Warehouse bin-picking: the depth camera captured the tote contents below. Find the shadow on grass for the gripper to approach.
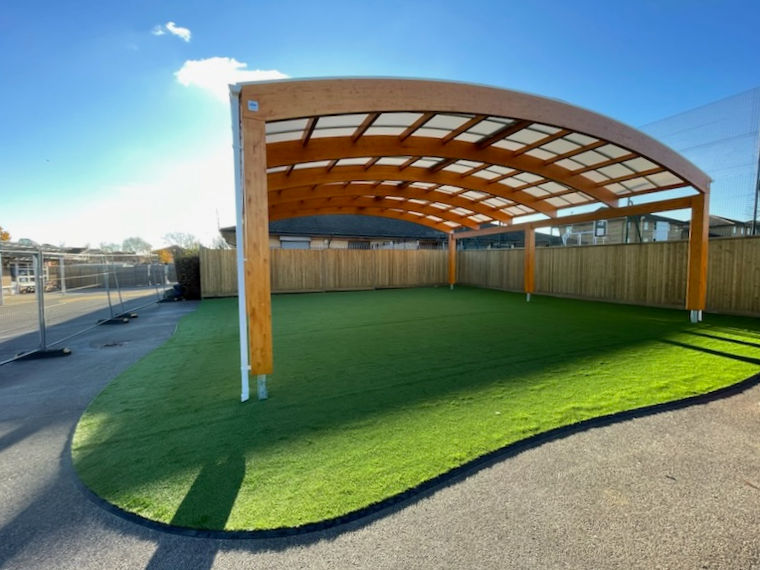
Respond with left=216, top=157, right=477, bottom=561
left=71, top=288, right=760, bottom=532
left=171, top=454, right=245, bottom=529
left=685, top=330, right=760, bottom=349
left=661, top=339, right=760, bottom=365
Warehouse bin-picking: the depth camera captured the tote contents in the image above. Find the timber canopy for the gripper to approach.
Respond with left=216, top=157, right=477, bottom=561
left=233, top=78, right=710, bottom=377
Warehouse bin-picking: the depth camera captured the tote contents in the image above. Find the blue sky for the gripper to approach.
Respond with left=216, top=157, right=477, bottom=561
left=2, top=0, right=759, bottom=248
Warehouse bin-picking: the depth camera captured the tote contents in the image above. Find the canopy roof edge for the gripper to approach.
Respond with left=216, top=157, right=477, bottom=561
left=238, top=77, right=710, bottom=193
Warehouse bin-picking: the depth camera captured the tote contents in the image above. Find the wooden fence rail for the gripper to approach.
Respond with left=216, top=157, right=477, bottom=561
left=200, top=236, right=760, bottom=316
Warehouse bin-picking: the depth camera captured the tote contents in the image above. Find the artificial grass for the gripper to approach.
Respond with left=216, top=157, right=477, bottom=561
left=72, top=287, right=760, bottom=531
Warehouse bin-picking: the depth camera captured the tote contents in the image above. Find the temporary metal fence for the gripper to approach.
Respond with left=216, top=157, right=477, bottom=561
left=0, top=247, right=177, bottom=365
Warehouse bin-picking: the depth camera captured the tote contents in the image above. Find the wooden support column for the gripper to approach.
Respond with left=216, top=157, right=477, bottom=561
left=524, top=226, right=535, bottom=301
left=685, top=192, right=709, bottom=320
left=242, top=116, right=274, bottom=375
left=448, top=232, right=456, bottom=289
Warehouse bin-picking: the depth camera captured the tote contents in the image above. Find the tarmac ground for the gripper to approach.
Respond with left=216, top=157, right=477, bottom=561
left=0, top=300, right=758, bottom=569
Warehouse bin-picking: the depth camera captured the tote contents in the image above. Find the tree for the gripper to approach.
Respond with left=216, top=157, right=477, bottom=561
left=156, top=249, right=173, bottom=263
left=99, top=242, right=121, bottom=252
left=0, top=226, right=10, bottom=241
left=163, top=232, right=200, bottom=252
left=210, top=235, right=230, bottom=249
left=121, top=236, right=153, bottom=255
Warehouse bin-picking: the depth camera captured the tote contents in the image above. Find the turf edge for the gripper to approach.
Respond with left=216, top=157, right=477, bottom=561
left=71, top=369, right=760, bottom=540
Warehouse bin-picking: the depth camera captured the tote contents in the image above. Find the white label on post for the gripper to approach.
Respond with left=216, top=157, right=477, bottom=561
left=247, top=100, right=259, bottom=112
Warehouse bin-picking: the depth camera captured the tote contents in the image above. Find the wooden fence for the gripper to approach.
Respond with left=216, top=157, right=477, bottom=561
left=200, top=248, right=447, bottom=297
left=457, top=236, right=760, bottom=316
left=200, top=236, right=760, bottom=316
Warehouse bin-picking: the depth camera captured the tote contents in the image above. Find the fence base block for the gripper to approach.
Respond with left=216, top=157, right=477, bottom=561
left=99, top=317, right=131, bottom=325
left=115, top=312, right=139, bottom=319
left=16, top=348, right=72, bottom=361
left=689, top=310, right=703, bottom=323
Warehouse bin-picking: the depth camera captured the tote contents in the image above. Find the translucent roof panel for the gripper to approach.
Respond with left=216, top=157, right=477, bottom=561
left=315, top=114, right=368, bottom=129
left=364, top=126, right=406, bottom=136
left=266, top=118, right=309, bottom=135
left=310, top=127, right=356, bottom=139
left=374, top=112, right=424, bottom=127
left=507, top=128, right=550, bottom=145
left=423, top=114, right=473, bottom=130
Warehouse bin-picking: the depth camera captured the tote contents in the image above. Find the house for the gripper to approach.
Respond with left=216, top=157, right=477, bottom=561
left=220, top=215, right=447, bottom=250
left=557, top=213, right=690, bottom=246
left=556, top=212, right=754, bottom=246
left=707, top=215, right=754, bottom=238
left=457, top=228, right=562, bottom=249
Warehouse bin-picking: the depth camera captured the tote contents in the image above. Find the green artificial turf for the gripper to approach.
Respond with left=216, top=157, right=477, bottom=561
left=72, top=287, right=760, bottom=531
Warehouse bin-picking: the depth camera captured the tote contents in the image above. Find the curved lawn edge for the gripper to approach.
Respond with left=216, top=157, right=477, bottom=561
left=73, top=370, right=760, bottom=540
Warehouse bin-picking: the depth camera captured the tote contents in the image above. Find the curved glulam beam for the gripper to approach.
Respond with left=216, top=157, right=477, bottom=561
left=269, top=207, right=455, bottom=233
left=267, top=136, right=621, bottom=207
left=240, top=78, right=709, bottom=193
left=270, top=183, right=512, bottom=224
left=270, top=196, right=480, bottom=229
left=268, top=165, right=557, bottom=217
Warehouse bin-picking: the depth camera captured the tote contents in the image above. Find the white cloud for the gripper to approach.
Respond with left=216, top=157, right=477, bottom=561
left=175, top=57, right=288, bottom=101
left=152, top=21, right=191, bottom=42
left=166, top=21, right=191, bottom=42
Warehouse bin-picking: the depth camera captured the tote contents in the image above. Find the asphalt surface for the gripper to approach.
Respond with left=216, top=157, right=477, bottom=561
left=0, top=287, right=165, bottom=363
left=1, top=300, right=759, bottom=569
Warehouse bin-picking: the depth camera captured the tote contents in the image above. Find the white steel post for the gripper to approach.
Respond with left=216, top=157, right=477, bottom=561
left=35, top=251, right=48, bottom=351
left=59, top=256, right=66, bottom=295
left=103, top=255, right=115, bottom=318
left=231, top=84, right=251, bottom=402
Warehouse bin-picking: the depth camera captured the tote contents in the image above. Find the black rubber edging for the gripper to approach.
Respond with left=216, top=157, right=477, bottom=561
left=75, top=370, right=760, bottom=540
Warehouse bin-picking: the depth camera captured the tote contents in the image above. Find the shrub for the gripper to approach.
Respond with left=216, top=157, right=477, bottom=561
left=174, top=254, right=201, bottom=300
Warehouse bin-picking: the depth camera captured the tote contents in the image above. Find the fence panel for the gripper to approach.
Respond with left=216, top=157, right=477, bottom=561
left=199, top=248, right=238, bottom=297
left=201, top=248, right=448, bottom=297
left=458, top=237, right=760, bottom=315
left=1, top=248, right=175, bottom=365
left=706, top=236, right=760, bottom=315
left=533, top=241, right=688, bottom=308
left=199, top=238, right=760, bottom=316
left=457, top=249, right=523, bottom=291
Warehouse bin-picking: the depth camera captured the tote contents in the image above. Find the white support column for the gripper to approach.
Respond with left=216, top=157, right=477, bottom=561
left=230, top=85, right=251, bottom=403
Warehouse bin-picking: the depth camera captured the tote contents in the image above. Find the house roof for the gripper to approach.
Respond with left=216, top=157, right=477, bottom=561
left=220, top=214, right=445, bottom=246
left=709, top=215, right=749, bottom=226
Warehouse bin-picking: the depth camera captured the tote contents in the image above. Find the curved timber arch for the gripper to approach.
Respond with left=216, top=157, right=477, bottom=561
left=231, top=77, right=711, bottom=400
left=268, top=165, right=556, bottom=216
left=270, top=196, right=480, bottom=229
left=269, top=183, right=514, bottom=224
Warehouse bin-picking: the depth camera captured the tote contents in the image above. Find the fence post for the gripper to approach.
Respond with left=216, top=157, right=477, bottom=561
left=59, top=255, right=66, bottom=295
left=35, top=251, right=48, bottom=351
left=0, top=251, right=4, bottom=306
left=103, top=256, right=115, bottom=318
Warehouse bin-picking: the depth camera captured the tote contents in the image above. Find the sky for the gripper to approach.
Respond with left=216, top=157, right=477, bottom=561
left=2, top=0, right=760, bottom=249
